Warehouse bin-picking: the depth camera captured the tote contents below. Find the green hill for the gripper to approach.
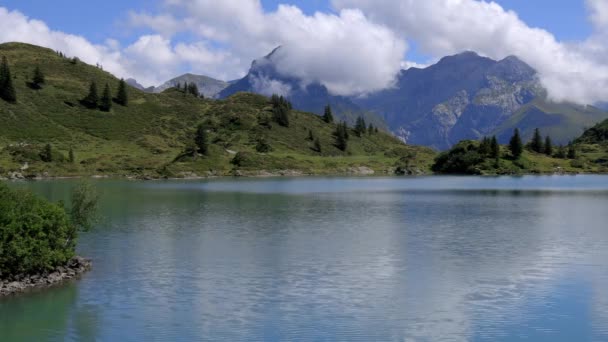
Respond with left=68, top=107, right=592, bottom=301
left=0, top=42, right=435, bottom=178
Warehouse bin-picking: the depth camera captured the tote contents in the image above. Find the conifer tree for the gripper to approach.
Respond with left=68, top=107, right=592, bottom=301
left=100, top=83, right=112, bottom=112
left=567, top=144, right=577, bottom=159
left=335, top=122, right=348, bottom=151
left=40, top=144, right=53, bottom=162
left=0, top=56, right=17, bottom=102
left=490, top=136, right=500, bottom=159
left=307, top=129, right=314, bottom=141
left=323, top=105, right=334, bottom=123
left=31, top=66, right=45, bottom=89
left=116, top=78, right=128, bottom=106
left=544, top=136, right=553, bottom=156
left=354, top=116, right=367, bottom=137
left=529, top=128, right=544, bottom=153
left=195, top=124, right=209, bottom=155
left=556, top=145, right=567, bottom=159
left=313, top=137, right=322, bottom=153
left=82, top=81, right=99, bottom=109
left=479, top=137, right=491, bottom=156
left=271, top=95, right=290, bottom=127
left=509, top=128, right=523, bottom=159
left=368, top=123, right=374, bottom=135
left=69, top=147, right=75, bottom=163
left=187, top=83, right=200, bottom=97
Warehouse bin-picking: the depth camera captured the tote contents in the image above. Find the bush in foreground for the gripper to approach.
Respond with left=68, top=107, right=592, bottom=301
left=0, top=182, right=97, bottom=277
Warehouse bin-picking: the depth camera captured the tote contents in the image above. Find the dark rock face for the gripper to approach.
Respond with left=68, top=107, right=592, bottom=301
left=0, top=256, right=92, bottom=297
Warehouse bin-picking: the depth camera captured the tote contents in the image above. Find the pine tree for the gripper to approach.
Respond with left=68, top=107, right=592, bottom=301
left=271, top=96, right=290, bottom=127
left=544, top=136, right=553, bottom=156
left=82, top=81, right=99, bottom=109
left=31, top=66, right=45, bottom=89
left=490, top=136, right=500, bottom=159
left=509, top=128, right=523, bottom=159
left=116, top=78, right=128, bottom=106
left=187, top=83, right=199, bottom=97
left=555, top=145, right=567, bottom=159
left=335, top=122, right=348, bottom=151
left=368, top=123, right=374, bottom=135
left=354, top=116, right=367, bottom=137
left=307, top=129, right=314, bottom=141
left=69, top=147, right=75, bottom=163
left=40, top=144, right=53, bottom=162
left=323, top=105, right=334, bottom=123
left=479, top=137, right=491, bottom=156
left=100, top=83, right=112, bottom=112
left=195, top=124, right=209, bottom=155
left=567, top=144, right=577, bottom=159
left=313, top=137, right=322, bottom=153
left=0, top=56, right=17, bottom=102
left=529, top=128, right=544, bottom=153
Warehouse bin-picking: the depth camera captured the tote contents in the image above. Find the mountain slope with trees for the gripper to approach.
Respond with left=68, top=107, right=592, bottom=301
left=0, top=42, right=434, bottom=178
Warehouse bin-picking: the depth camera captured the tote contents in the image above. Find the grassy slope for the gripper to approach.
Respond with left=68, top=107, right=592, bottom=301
left=492, top=98, right=608, bottom=145
left=0, top=42, right=435, bottom=178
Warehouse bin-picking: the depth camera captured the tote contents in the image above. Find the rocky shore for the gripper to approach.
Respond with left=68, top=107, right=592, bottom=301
left=0, top=256, right=92, bottom=297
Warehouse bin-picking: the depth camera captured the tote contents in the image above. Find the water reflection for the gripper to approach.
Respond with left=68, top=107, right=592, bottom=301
left=2, top=177, right=608, bottom=341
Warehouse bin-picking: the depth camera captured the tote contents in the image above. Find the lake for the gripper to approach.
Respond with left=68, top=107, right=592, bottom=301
left=2, top=176, right=608, bottom=341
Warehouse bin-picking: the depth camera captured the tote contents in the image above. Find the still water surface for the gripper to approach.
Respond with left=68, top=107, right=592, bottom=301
left=2, top=176, right=608, bottom=341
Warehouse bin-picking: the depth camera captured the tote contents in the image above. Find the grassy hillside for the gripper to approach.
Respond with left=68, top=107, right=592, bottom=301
left=493, top=98, right=608, bottom=145
left=0, top=42, right=435, bottom=178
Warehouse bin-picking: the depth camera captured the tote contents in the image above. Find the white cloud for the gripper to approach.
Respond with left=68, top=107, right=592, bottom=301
left=250, top=74, right=292, bottom=97
left=332, top=0, right=608, bottom=104
left=130, top=0, right=407, bottom=96
left=0, top=7, right=242, bottom=87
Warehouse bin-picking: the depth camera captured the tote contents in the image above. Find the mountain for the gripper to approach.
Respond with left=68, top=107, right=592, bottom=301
left=0, top=42, right=433, bottom=178
left=356, top=52, right=608, bottom=150
left=219, top=48, right=386, bottom=129
left=153, top=73, right=229, bottom=98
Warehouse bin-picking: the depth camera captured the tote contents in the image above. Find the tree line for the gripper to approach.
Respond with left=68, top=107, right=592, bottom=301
left=82, top=79, right=129, bottom=111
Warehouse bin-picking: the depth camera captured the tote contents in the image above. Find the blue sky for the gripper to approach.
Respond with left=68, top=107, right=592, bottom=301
left=0, top=0, right=593, bottom=46
left=0, top=0, right=606, bottom=103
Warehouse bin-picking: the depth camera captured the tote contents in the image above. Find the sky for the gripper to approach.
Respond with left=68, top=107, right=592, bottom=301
left=0, top=0, right=607, bottom=104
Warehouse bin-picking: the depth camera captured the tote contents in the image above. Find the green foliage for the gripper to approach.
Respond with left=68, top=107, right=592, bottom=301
left=555, top=145, right=567, bottom=159
left=568, top=144, right=577, bottom=159
left=115, top=78, right=128, bottom=106
left=68, top=147, right=75, bottom=163
left=30, top=66, right=45, bottom=89
left=544, top=136, right=553, bottom=156
left=490, top=136, right=500, bottom=159
left=334, top=121, right=349, bottom=151
left=186, top=82, right=200, bottom=97
left=0, top=43, right=434, bottom=177
left=271, top=94, right=291, bottom=127
left=509, top=128, right=523, bottom=159
left=40, top=143, right=53, bottom=162
left=195, top=124, right=209, bottom=155
left=70, top=181, right=99, bottom=232
left=323, top=105, right=334, bottom=123
left=82, top=81, right=98, bottom=109
left=313, top=137, right=322, bottom=153
left=307, top=129, right=314, bottom=141
left=99, top=83, right=112, bottom=112
left=0, top=183, right=96, bottom=276
left=529, top=128, right=544, bottom=153
left=432, top=141, right=484, bottom=174
left=0, top=56, right=17, bottom=103
left=255, top=137, right=272, bottom=153
left=354, top=116, right=367, bottom=137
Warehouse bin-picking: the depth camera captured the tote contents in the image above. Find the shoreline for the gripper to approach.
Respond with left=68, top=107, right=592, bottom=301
left=1, top=168, right=601, bottom=182
left=0, top=256, right=92, bottom=298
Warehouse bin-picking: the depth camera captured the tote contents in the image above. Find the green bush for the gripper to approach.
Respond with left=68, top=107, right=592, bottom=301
left=0, top=183, right=76, bottom=276
left=0, top=182, right=97, bottom=277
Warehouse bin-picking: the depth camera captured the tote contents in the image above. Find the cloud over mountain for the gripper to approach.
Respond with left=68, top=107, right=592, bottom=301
left=2, top=1, right=608, bottom=104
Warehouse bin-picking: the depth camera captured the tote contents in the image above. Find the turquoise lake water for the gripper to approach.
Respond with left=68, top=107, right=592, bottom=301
left=2, top=176, right=608, bottom=341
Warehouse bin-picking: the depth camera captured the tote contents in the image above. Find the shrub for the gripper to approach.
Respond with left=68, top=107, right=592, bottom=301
left=0, top=182, right=97, bottom=277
